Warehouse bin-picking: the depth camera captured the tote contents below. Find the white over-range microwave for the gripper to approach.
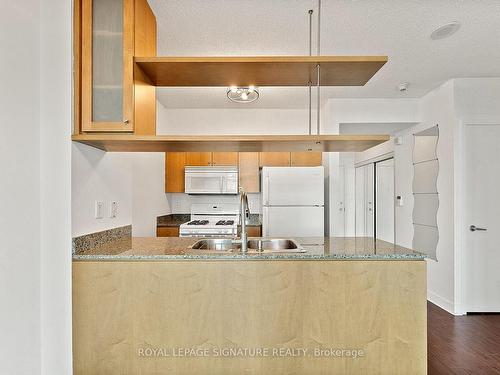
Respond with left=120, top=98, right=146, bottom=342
left=184, top=166, right=239, bottom=194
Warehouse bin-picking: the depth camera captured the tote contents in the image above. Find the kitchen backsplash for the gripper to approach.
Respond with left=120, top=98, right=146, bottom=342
left=166, top=193, right=261, bottom=214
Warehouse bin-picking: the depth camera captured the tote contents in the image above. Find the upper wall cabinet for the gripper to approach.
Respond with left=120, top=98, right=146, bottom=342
left=78, top=0, right=156, bottom=133
left=290, top=152, right=323, bottom=167
left=259, top=152, right=322, bottom=167
left=259, top=152, right=291, bottom=167
left=185, top=152, right=239, bottom=166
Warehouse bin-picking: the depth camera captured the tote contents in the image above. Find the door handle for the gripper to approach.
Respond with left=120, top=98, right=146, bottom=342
left=470, top=225, right=487, bottom=232
left=264, top=175, right=270, bottom=206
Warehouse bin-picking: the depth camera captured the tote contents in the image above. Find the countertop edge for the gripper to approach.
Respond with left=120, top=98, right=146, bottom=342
left=73, top=254, right=426, bottom=261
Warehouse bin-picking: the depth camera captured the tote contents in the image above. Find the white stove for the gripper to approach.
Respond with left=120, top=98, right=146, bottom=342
left=179, top=203, right=239, bottom=238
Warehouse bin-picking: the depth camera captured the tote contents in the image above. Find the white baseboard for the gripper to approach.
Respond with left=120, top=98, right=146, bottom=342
left=427, top=290, right=461, bottom=315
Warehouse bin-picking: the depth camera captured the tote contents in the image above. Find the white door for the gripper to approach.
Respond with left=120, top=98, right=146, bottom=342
left=262, top=167, right=324, bottom=206
left=465, top=124, right=500, bottom=312
left=355, top=166, right=366, bottom=236
left=331, top=165, right=346, bottom=236
left=376, top=159, right=395, bottom=243
left=365, top=165, right=374, bottom=237
left=355, top=164, right=374, bottom=237
left=262, top=206, right=324, bottom=237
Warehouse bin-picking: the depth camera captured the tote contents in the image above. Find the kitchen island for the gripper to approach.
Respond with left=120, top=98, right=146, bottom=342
left=73, top=237, right=426, bottom=374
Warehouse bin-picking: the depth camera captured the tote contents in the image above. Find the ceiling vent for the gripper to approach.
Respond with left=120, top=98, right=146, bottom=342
left=430, top=21, right=461, bottom=40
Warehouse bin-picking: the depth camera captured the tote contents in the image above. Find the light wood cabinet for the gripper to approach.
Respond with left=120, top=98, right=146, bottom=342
left=239, top=153, right=260, bottom=193
left=79, top=0, right=156, bottom=133
left=156, top=227, right=179, bottom=237
left=290, top=152, right=322, bottom=166
left=165, top=152, right=185, bottom=193
left=259, top=152, right=291, bottom=167
left=186, top=152, right=212, bottom=166
left=185, top=152, right=238, bottom=166
left=212, top=152, right=238, bottom=166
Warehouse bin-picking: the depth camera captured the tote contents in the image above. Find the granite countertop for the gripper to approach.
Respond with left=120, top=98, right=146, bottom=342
left=156, top=214, right=191, bottom=227
left=73, top=236, right=425, bottom=261
left=157, top=214, right=262, bottom=227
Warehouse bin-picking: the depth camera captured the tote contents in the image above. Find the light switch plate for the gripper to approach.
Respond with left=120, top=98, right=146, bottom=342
left=95, top=201, right=104, bottom=219
left=109, top=201, right=118, bottom=218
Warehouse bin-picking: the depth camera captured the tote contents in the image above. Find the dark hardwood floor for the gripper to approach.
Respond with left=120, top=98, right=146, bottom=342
left=428, top=302, right=500, bottom=374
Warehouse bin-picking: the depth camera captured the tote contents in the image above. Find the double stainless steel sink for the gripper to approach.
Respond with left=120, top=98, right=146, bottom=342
left=187, top=238, right=306, bottom=253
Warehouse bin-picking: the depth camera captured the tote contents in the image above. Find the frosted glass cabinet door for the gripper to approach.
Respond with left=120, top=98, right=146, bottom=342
left=81, top=0, right=134, bottom=132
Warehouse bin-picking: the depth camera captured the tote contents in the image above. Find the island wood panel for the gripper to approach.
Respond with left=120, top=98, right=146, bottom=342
left=73, top=260, right=426, bottom=375
left=212, top=152, right=238, bottom=166
left=186, top=152, right=212, bottom=166
left=238, top=152, right=260, bottom=193
left=259, top=152, right=291, bottom=167
left=165, top=152, right=185, bottom=193
left=156, top=227, right=179, bottom=237
left=71, top=134, right=390, bottom=152
left=290, top=152, right=322, bottom=166
left=134, top=56, right=388, bottom=87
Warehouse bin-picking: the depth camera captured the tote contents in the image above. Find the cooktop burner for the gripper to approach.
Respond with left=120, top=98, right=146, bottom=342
left=215, top=220, right=235, bottom=226
left=187, top=220, right=209, bottom=226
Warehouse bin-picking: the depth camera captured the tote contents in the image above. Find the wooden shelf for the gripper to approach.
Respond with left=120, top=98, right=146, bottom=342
left=72, top=134, right=389, bottom=152
left=134, top=56, right=388, bottom=87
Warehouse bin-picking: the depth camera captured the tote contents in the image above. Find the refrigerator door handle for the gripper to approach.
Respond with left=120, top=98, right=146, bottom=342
left=265, top=209, right=269, bottom=236
left=264, top=175, right=270, bottom=206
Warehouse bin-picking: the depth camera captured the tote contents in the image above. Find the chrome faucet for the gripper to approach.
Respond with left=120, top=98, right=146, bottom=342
left=235, top=187, right=249, bottom=253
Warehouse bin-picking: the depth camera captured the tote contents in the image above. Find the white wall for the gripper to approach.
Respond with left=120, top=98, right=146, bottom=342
left=157, top=106, right=317, bottom=135
left=72, top=143, right=171, bottom=237
left=40, top=0, right=73, bottom=372
left=0, top=2, right=41, bottom=373
left=325, top=98, right=420, bottom=134
left=455, top=78, right=500, bottom=121
left=72, top=144, right=134, bottom=237
left=132, top=153, right=171, bottom=236
left=0, top=0, right=72, bottom=374
left=167, top=193, right=261, bottom=215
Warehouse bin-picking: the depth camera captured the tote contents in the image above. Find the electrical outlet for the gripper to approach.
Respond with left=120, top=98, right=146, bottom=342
left=109, top=201, right=118, bottom=218
left=174, top=200, right=182, bottom=213
left=95, top=201, right=104, bottom=219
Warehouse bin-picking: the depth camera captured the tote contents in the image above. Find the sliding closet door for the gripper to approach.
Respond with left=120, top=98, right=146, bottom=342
left=375, top=158, right=395, bottom=243
left=355, top=164, right=374, bottom=237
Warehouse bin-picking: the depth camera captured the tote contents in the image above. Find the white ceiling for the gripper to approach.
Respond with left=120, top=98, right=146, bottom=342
left=148, top=0, right=500, bottom=109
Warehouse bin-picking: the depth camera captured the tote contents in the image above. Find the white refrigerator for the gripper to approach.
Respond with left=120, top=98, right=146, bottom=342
left=261, top=166, right=324, bottom=237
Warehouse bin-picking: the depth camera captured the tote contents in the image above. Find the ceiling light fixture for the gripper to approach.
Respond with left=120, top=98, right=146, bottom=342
left=430, top=21, right=461, bottom=40
left=227, top=86, right=259, bottom=103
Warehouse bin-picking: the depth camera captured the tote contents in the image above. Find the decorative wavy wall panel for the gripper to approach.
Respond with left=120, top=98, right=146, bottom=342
left=412, top=125, right=439, bottom=259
